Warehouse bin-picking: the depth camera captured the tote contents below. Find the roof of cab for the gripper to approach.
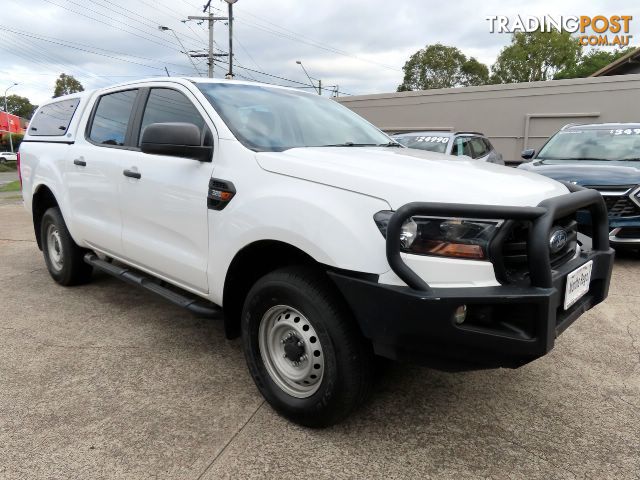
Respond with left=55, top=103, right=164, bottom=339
left=392, top=131, right=486, bottom=137
left=37, top=77, right=308, bottom=108
left=97, top=77, right=308, bottom=94
left=562, top=122, right=640, bottom=130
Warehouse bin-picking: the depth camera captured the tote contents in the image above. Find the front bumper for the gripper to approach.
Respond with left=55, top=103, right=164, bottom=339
left=330, top=187, right=614, bottom=370
left=330, top=245, right=613, bottom=370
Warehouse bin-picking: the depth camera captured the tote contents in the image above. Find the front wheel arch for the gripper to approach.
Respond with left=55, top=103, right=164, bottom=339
left=222, top=240, right=316, bottom=339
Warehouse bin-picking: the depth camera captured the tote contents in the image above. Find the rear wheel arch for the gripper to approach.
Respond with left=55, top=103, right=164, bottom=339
left=32, top=185, right=60, bottom=250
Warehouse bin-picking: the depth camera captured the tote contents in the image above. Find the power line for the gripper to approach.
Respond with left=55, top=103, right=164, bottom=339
left=1, top=23, right=354, bottom=96
left=200, top=2, right=400, bottom=72
left=39, top=0, right=189, bottom=52
left=1, top=31, right=103, bottom=82
left=90, top=0, right=209, bottom=49
left=0, top=26, right=193, bottom=73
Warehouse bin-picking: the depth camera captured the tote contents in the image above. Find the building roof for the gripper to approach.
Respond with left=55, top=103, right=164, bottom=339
left=590, top=47, right=640, bottom=77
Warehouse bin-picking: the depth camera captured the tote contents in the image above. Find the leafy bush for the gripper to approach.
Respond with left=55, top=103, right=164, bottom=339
left=0, top=132, right=24, bottom=151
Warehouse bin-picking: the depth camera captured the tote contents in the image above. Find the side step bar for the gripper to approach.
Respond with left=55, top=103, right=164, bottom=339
left=84, top=253, right=222, bottom=318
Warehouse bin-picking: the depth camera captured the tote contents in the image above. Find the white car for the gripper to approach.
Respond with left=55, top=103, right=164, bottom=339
left=18, top=78, right=614, bottom=427
left=0, top=151, right=17, bottom=163
left=392, top=131, right=505, bottom=164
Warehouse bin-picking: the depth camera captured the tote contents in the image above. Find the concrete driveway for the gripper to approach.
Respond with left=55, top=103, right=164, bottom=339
left=0, top=170, right=18, bottom=185
left=1, top=203, right=639, bottom=480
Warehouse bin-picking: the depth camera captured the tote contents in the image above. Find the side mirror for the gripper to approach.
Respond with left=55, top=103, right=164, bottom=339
left=521, top=148, right=535, bottom=160
left=140, top=122, right=212, bottom=162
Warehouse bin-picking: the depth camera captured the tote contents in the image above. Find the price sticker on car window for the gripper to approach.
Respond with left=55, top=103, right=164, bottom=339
left=610, top=129, right=640, bottom=135
left=414, top=136, right=449, bottom=143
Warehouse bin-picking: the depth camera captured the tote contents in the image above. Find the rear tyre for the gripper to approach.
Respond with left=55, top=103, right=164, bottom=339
left=0, top=157, right=6, bottom=164
left=241, top=266, right=374, bottom=427
left=40, top=207, right=93, bottom=286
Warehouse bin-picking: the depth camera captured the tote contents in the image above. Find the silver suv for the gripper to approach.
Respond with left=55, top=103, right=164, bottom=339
left=392, top=131, right=504, bottom=164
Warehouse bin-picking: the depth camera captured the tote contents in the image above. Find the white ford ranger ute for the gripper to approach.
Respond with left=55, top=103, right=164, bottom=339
left=19, top=78, right=614, bottom=427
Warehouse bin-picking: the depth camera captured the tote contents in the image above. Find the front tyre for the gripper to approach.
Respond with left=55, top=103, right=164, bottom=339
left=41, top=207, right=93, bottom=286
left=242, top=266, right=374, bottom=428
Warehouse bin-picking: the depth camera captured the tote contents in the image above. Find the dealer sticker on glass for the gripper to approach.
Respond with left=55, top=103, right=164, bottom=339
left=564, top=260, right=593, bottom=310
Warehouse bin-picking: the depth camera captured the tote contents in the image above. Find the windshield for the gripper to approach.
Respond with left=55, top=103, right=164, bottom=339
left=393, top=134, right=450, bottom=153
left=196, top=83, right=390, bottom=152
left=538, top=128, right=640, bottom=161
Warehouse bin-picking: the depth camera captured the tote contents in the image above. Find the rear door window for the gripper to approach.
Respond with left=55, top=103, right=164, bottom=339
left=88, top=90, right=138, bottom=146
left=28, top=98, right=80, bottom=136
left=469, top=137, right=489, bottom=158
left=451, top=137, right=473, bottom=157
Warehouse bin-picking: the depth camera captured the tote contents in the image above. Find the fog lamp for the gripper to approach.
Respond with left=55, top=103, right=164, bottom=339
left=453, top=305, right=467, bottom=325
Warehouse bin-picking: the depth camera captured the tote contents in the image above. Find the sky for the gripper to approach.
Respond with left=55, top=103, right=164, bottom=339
left=1, top=0, right=639, bottom=106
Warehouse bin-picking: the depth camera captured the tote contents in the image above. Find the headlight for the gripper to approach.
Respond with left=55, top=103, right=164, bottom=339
left=374, top=211, right=500, bottom=260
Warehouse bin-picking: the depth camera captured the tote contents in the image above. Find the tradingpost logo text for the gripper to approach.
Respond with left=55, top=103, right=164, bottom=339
left=486, top=15, right=633, bottom=46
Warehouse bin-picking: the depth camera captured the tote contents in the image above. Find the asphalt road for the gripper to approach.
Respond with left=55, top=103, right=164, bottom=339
left=1, top=203, right=639, bottom=480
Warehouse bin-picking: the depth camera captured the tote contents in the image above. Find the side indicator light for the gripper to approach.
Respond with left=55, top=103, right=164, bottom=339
left=208, top=179, right=236, bottom=210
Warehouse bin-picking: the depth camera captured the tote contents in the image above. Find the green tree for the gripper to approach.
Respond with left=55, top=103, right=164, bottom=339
left=4, top=94, right=37, bottom=119
left=554, top=47, right=635, bottom=79
left=0, top=132, right=24, bottom=151
left=53, top=73, right=84, bottom=98
left=397, top=43, right=489, bottom=91
left=460, top=57, right=490, bottom=87
left=491, top=29, right=581, bottom=84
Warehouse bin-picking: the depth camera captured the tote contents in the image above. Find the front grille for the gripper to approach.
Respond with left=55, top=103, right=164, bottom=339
left=583, top=185, right=640, bottom=218
left=497, top=216, right=578, bottom=285
left=602, top=195, right=640, bottom=217
left=583, top=184, right=635, bottom=193
left=613, top=227, right=640, bottom=239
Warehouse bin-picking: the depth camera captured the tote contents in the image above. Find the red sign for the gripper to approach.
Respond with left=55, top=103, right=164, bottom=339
left=0, top=112, right=25, bottom=134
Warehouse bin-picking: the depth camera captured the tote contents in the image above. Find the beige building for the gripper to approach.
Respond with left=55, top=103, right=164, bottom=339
left=338, top=73, right=640, bottom=163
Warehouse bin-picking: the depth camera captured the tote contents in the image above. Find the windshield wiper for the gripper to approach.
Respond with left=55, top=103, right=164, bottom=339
left=378, top=141, right=403, bottom=147
left=549, top=157, right=608, bottom=161
left=619, top=158, right=640, bottom=161
left=318, top=142, right=379, bottom=147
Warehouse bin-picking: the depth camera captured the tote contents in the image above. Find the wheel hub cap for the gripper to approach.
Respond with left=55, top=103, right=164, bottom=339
left=282, top=332, right=306, bottom=363
left=46, top=224, right=64, bottom=272
left=258, top=305, right=324, bottom=398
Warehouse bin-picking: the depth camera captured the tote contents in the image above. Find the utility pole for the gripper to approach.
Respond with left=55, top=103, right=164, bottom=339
left=223, top=0, right=238, bottom=78
left=208, top=9, right=214, bottom=78
left=188, top=1, right=228, bottom=78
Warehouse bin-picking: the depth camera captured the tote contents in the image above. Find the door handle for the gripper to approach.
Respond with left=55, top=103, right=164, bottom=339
left=73, top=158, right=86, bottom=167
left=123, top=169, right=141, bottom=179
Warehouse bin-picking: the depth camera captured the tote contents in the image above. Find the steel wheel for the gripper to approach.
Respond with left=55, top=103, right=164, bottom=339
left=46, top=223, right=64, bottom=272
left=258, top=305, right=325, bottom=398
